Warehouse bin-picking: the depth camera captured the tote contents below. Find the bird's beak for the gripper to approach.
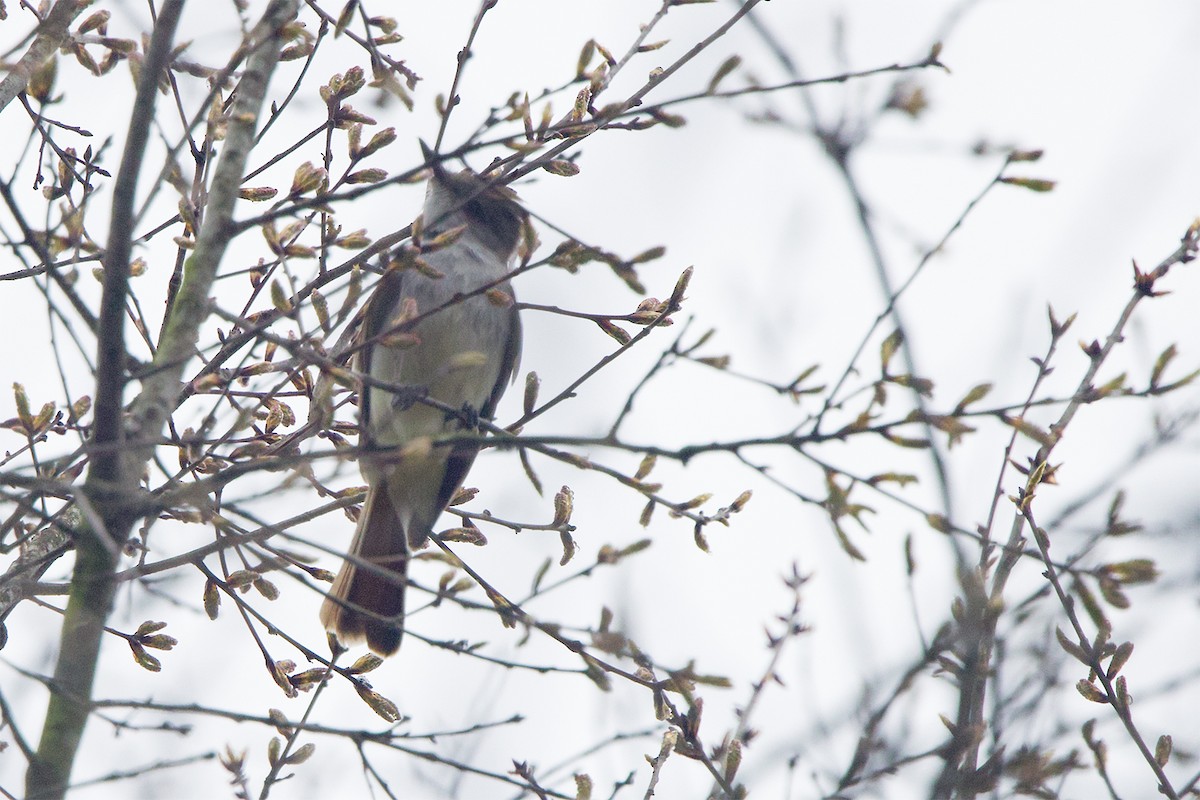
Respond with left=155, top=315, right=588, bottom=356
left=419, top=139, right=449, bottom=182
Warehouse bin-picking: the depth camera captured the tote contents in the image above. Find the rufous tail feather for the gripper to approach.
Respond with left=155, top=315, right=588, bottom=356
left=319, top=486, right=408, bottom=655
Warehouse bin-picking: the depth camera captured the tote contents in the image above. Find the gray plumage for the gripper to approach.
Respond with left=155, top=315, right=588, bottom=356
left=320, top=169, right=524, bottom=655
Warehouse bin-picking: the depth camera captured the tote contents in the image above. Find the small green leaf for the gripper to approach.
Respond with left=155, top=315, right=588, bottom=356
left=130, top=641, right=162, bottom=672
left=574, top=773, right=593, bottom=800
left=999, top=176, right=1056, bottom=192
left=1055, top=627, right=1090, bottom=665
left=1107, top=641, right=1133, bottom=679
left=1149, top=344, right=1177, bottom=389
left=953, top=382, right=992, bottom=413
left=575, top=39, right=596, bottom=78
left=1155, top=734, right=1172, bottom=767
left=880, top=329, right=903, bottom=371
left=1075, top=679, right=1108, bottom=704
left=1009, top=149, right=1044, bottom=163
left=286, top=743, right=316, bottom=765
left=354, top=682, right=401, bottom=722
left=707, top=55, right=741, bottom=93
left=543, top=159, right=580, bottom=177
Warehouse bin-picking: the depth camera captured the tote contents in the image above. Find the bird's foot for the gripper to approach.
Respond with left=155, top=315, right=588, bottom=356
left=450, top=402, right=480, bottom=429
left=390, top=384, right=429, bottom=411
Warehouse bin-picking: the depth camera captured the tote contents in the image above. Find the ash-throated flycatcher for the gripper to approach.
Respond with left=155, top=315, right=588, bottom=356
left=320, top=165, right=525, bottom=655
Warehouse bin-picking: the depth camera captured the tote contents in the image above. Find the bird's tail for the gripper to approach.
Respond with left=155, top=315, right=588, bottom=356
left=319, top=485, right=408, bottom=655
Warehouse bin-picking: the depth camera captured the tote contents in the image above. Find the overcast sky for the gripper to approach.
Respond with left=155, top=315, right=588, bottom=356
left=2, top=2, right=1199, bottom=797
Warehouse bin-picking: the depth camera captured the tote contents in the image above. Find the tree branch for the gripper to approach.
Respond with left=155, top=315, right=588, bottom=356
left=0, top=0, right=90, bottom=115
left=24, top=2, right=302, bottom=797
left=24, top=0, right=185, bottom=790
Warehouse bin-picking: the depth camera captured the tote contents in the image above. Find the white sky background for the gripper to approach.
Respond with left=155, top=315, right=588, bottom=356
left=2, top=1, right=1200, bottom=798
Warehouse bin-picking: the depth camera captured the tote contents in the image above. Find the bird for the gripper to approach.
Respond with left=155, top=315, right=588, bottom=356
left=319, top=163, right=525, bottom=656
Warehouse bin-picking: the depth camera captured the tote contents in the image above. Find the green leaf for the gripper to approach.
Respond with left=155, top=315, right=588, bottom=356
left=543, top=159, right=580, bottom=177
left=1107, top=641, right=1133, bottom=679
left=707, top=55, right=741, bottom=93
left=1000, top=176, right=1056, bottom=192
left=953, top=382, right=992, bottom=413
left=880, top=329, right=903, bottom=372
left=1075, top=679, right=1108, bottom=704
left=1155, top=734, right=1172, bottom=767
